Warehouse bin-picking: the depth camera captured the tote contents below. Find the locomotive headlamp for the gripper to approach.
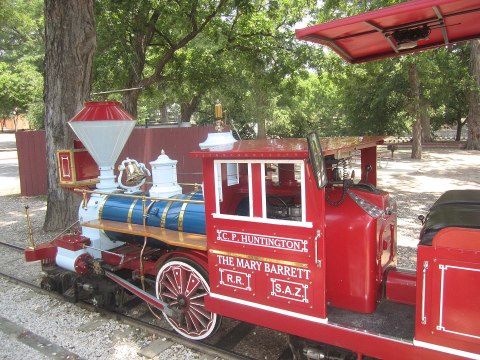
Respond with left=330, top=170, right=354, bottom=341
left=199, top=100, right=237, bottom=151
left=214, top=99, right=223, bottom=120
left=214, top=99, right=225, bottom=132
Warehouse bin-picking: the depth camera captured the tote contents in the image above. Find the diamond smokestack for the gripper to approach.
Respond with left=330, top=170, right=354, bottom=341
left=69, top=101, right=136, bottom=191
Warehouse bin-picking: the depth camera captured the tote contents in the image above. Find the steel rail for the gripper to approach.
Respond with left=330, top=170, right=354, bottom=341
left=0, top=241, right=25, bottom=252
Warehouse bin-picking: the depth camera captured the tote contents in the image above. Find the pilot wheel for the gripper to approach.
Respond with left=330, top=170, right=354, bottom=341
left=156, top=259, right=221, bottom=340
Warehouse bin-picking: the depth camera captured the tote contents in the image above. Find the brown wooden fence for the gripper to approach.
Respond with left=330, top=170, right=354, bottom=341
left=16, top=126, right=217, bottom=196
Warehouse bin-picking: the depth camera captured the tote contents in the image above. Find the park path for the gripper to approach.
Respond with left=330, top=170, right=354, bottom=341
left=0, top=132, right=20, bottom=196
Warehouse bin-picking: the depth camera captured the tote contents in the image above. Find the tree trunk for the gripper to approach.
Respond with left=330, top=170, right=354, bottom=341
left=181, top=94, right=203, bottom=123
left=466, top=40, right=480, bottom=150
left=420, top=101, right=432, bottom=143
left=409, top=62, right=422, bottom=159
left=158, top=105, right=168, bottom=123
left=120, top=10, right=161, bottom=118
left=43, top=0, right=96, bottom=231
left=456, top=117, right=466, bottom=141
left=255, top=89, right=267, bottom=139
left=122, top=88, right=141, bottom=118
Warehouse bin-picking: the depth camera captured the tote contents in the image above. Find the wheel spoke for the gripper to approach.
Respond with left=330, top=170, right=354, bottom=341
left=189, top=303, right=211, bottom=320
left=180, top=267, right=189, bottom=294
left=186, top=308, right=208, bottom=333
left=171, top=267, right=185, bottom=295
left=189, top=292, right=206, bottom=301
left=160, top=289, right=177, bottom=299
left=185, top=272, right=202, bottom=297
left=163, top=272, right=179, bottom=296
left=161, top=284, right=177, bottom=299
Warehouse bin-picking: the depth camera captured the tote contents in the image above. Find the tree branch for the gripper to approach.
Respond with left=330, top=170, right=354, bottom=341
left=142, top=0, right=228, bottom=87
left=154, top=29, right=174, bottom=48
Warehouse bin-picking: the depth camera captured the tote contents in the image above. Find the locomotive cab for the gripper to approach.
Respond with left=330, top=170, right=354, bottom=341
left=191, top=133, right=397, bottom=331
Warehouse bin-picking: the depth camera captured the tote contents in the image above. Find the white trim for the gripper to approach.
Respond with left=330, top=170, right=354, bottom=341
left=437, top=264, right=480, bottom=339
left=300, top=161, right=306, bottom=222
left=213, top=159, right=308, bottom=225
left=214, top=159, right=302, bottom=165
left=214, top=162, right=220, bottom=213
left=212, top=213, right=313, bottom=228
left=248, top=163, right=253, bottom=217
left=421, top=261, right=428, bottom=324
left=438, top=264, right=446, bottom=330
left=212, top=292, right=422, bottom=346
left=414, top=340, right=480, bottom=360
left=261, top=165, right=267, bottom=218
left=210, top=292, right=327, bottom=324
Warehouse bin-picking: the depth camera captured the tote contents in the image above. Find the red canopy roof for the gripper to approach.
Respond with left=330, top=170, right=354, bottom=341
left=296, top=0, right=480, bottom=63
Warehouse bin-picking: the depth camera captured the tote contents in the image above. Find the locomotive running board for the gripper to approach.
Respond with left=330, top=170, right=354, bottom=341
left=104, top=271, right=178, bottom=319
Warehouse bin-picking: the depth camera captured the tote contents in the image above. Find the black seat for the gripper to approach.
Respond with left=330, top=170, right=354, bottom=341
left=419, top=203, right=480, bottom=246
left=430, top=190, right=480, bottom=210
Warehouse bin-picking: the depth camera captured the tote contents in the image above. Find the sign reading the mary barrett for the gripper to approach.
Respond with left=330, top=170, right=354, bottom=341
left=212, top=251, right=313, bottom=307
left=216, top=229, right=308, bottom=252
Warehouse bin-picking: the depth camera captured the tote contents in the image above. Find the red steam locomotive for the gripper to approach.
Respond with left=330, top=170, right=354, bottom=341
left=25, top=0, right=480, bottom=359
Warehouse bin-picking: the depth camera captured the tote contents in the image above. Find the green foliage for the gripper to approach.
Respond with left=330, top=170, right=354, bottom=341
left=25, top=99, right=44, bottom=129
left=424, top=45, right=470, bottom=131
left=0, top=60, right=43, bottom=120
left=4, top=0, right=475, bottom=137
left=0, top=0, right=44, bottom=128
left=335, top=58, right=411, bottom=136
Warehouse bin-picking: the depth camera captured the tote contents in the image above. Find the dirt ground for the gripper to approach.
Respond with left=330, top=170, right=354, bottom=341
left=376, top=146, right=480, bottom=247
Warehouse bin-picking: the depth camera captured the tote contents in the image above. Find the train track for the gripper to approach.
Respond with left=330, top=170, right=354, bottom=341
left=0, top=241, right=293, bottom=360
left=0, top=241, right=24, bottom=252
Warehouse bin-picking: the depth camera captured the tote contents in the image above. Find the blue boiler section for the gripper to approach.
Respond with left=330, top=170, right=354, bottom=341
left=100, top=191, right=206, bottom=244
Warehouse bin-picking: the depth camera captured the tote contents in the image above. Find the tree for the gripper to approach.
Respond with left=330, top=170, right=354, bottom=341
left=466, top=39, right=480, bottom=150
left=43, top=0, right=96, bottom=231
left=94, top=0, right=318, bottom=134
left=315, top=0, right=473, bottom=147
left=0, top=62, right=42, bottom=128
left=0, top=0, right=44, bottom=129
left=409, top=61, right=422, bottom=159
left=94, top=0, right=228, bottom=117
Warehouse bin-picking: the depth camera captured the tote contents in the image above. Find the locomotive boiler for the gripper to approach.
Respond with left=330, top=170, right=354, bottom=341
left=25, top=0, right=480, bottom=359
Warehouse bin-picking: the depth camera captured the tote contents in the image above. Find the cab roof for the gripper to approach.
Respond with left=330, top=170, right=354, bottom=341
left=191, top=136, right=384, bottom=160
left=296, top=0, right=480, bottom=63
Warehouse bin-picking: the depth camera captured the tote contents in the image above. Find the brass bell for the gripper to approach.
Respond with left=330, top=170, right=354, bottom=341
left=125, top=159, right=146, bottom=186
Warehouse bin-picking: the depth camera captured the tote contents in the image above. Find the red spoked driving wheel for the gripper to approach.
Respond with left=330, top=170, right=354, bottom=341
left=156, top=259, right=220, bottom=340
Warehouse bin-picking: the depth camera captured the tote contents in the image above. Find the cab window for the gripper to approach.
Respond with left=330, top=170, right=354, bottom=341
left=214, top=160, right=309, bottom=226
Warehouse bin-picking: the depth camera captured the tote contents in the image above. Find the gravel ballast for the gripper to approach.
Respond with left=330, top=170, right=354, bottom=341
left=0, top=277, right=212, bottom=360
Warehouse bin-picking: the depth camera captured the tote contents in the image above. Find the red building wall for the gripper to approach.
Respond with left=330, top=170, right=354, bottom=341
left=16, top=126, right=216, bottom=196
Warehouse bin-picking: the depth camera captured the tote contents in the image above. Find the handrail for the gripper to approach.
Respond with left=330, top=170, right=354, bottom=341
left=74, top=188, right=205, bottom=205
left=143, top=181, right=202, bottom=188
left=178, top=182, right=202, bottom=188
